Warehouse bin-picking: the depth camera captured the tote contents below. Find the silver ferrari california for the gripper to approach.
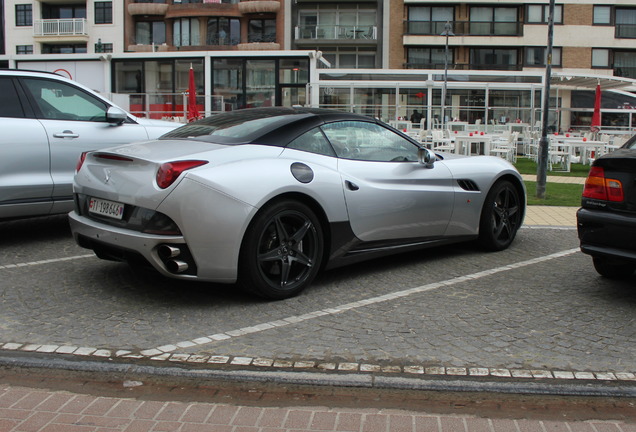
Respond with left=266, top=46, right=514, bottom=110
left=69, top=107, right=526, bottom=299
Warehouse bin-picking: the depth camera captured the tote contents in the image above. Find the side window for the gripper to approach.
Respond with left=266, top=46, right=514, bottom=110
left=21, top=78, right=110, bottom=122
left=0, top=78, right=26, bottom=118
left=287, top=128, right=336, bottom=157
left=321, top=121, right=420, bottom=162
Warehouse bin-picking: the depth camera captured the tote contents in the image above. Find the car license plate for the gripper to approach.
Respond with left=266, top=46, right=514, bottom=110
left=88, top=197, right=125, bottom=220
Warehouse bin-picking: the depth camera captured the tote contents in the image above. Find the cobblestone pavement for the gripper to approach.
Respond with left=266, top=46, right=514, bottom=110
left=0, top=213, right=635, bottom=431
left=1, top=215, right=634, bottom=379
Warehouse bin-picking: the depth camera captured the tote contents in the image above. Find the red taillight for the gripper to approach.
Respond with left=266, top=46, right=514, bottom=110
left=75, top=152, right=89, bottom=173
left=582, top=166, right=624, bottom=202
left=156, top=160, right=208, bottom=189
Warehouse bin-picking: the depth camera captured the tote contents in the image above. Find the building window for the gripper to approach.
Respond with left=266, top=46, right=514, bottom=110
left=16, top=45, right=33, bottom=54
left=616, top=8, right=636, bottom=38
left=406, top=6, right=453, bottom=35
left=174, top=18, right=200, bottom=46
left=471, top=48, right=519, bottom=70
left=15, top=4, right=32, bottom=26
left=593, top=6, right=612, bottom=25
left=41, top=4, right=86, bottom=19
left=248, top=19, right=276, bottom=43
left=95, top=41, right=113, bottom=53
left=207, top=18, right=240, bottom=45
left=470, top=7, right=519, bottom=36
left=319, top=48, right=376, bottom=69
left=298, top=5, right=376, bottom=41
left=95, top=2, right=112, bottom=25
left=42, top=44, right=87, bottom=54
left=135, top=21, right=166, bottom=45
left=406, top=47, right=450, bottom=69
left=614, top=51, right=636, bottom=79
left=524, top=47, right=561, bottom=67
left=592, top=49, right=610, bottom=68
left=526, top=4, right=563, bottom=24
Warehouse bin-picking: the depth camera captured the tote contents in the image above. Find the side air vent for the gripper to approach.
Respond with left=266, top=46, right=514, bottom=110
left=457, top=179, right=480, bottom=192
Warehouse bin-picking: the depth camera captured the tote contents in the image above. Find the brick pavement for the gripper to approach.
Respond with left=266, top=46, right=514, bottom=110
left=2, top=379, right=636, bottom=432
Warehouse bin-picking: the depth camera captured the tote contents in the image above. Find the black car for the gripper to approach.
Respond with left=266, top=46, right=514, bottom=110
left=577, top=135, right=636, bottom=278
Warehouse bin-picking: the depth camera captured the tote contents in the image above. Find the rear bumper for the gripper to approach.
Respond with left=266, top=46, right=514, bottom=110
left=68, top=211, right=199, bottom=279
left=576, top=207, right=636, bottom=263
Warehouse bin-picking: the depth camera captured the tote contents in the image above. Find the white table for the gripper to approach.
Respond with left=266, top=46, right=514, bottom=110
left=552, top=138, right=606, bottom=164
left=454, top=135, right=493, bottom=156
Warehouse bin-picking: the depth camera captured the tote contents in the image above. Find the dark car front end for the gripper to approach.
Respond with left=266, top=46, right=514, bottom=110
left=577, top=141, right=636, bottom=278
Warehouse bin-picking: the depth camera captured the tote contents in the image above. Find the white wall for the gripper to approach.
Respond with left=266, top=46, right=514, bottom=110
left=17, top=60, right=108, bottom=93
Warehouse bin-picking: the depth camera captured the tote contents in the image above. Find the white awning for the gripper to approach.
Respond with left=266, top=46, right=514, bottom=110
left=551, top=72, right=636, bottom=92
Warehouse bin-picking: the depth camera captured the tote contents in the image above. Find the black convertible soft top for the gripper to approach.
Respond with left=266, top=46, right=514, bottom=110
left=160, top=107, right=383, bottom=146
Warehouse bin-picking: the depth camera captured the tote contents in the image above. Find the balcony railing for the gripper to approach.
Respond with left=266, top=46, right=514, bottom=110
left=173, top=0, right=238, bottom=3
left=34, top=19, right=87, bottom=37
left=616, top=24, right=636, bottom=38
left=295, top=25, right=377, bottom=41
left=404, top=63, right=523, bottom=71
left=615, top=66, right=636, bottom=79
left=405, top=20, right=522, bottom=37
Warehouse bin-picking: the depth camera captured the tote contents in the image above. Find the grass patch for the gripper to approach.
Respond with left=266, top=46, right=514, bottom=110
left=514, top=157, right=590, bottom=178
left=524, top=181, right=583, bottom=207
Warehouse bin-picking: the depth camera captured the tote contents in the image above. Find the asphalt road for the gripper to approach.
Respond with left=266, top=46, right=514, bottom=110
left=1, top=214, right=635, bottom=389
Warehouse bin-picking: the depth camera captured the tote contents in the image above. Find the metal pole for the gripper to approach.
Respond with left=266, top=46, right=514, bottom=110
left=441, top=21, right=453, bottom=130
left=536, top=0, right=556, bottom=199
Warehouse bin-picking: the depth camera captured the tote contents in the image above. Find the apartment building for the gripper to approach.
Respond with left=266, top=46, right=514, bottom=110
left=124, top=0, right=284, bottom=53
left=4, top=0, right=121, bottom=55
left=290, top=0, right=383, bottom=69
left=397, top=1, right=636, bottom=78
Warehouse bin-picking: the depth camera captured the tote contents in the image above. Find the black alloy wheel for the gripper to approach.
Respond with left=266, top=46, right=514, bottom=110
left=478, top=180, right=523, bottom=251
left=239, top=200, right=324, bottom=299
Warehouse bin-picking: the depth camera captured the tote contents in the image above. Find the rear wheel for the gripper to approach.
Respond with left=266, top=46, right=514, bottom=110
left=239, top=200, right=323, bottom=300
left=592, top=257, right=635, bottom=279
left=478, top=180, right=522, bottom=251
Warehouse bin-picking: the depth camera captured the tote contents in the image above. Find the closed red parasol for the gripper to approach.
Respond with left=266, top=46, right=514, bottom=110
left=187, top=65, right=200, bottom=122
left=591, top=82, right=601, bottom=132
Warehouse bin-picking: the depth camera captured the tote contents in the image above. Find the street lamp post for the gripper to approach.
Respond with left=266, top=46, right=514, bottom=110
left=441, top=21, right=454, bottom=130
left=537, top=0, right=556, bottom=199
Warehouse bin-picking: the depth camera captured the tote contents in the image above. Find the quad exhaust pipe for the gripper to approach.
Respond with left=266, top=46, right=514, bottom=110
left=158, top=244, right=192, bottom=274
left=159, top=245, right=181, bottom=259
left=166, top=260, right=189, bottom=274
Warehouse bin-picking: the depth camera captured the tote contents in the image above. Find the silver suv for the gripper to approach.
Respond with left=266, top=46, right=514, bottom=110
left=0, top=69, right=181, bottom=220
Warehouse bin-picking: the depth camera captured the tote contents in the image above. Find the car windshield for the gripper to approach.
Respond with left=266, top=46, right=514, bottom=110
left=160, top=108, right=310, bottom=144
left=624, top=134, right=636, bottom=149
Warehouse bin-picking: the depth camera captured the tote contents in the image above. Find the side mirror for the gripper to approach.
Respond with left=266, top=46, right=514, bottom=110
left=418, top=147, right=436, bottom=168
left=106, top=106, right=127, bottom=125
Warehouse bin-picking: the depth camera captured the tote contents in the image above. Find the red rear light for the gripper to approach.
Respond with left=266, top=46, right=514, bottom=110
left=75, top=152, right=89, bottom=173
left=156, top=160, right=208, bottom=189
left=582, top=166, right=624, bottom=202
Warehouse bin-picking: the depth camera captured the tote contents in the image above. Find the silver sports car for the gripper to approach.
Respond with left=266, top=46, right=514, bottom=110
left=69, top=107, right=526, bottom=299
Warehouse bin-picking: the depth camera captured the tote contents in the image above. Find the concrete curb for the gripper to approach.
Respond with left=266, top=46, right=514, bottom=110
left=2, top=351, right=636, bottom=399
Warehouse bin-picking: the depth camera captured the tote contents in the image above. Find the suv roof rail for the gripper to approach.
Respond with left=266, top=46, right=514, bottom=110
left=0, top=68, right=65, bottom=77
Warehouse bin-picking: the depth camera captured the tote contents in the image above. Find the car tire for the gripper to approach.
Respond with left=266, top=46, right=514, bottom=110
left=239, top=200, right=324, bottom=300
left=592, top=257, right=635, bottom=279
left=478, top=179, right=523, bottom=251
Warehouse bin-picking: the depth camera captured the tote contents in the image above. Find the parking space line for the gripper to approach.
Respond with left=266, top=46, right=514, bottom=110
left=0, top=254, right=94, bottom=270
left=141, top=247, right=580, bottom=357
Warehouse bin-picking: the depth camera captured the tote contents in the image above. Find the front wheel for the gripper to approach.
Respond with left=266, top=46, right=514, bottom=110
left=478, top=180, right=523, bottom=251
left=239, top=200, right=324, bottom=300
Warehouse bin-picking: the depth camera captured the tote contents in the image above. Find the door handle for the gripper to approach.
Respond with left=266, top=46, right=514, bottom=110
left=53, top=130, right=79, bottom=138
left=345, top=180, right=359, bottom=191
